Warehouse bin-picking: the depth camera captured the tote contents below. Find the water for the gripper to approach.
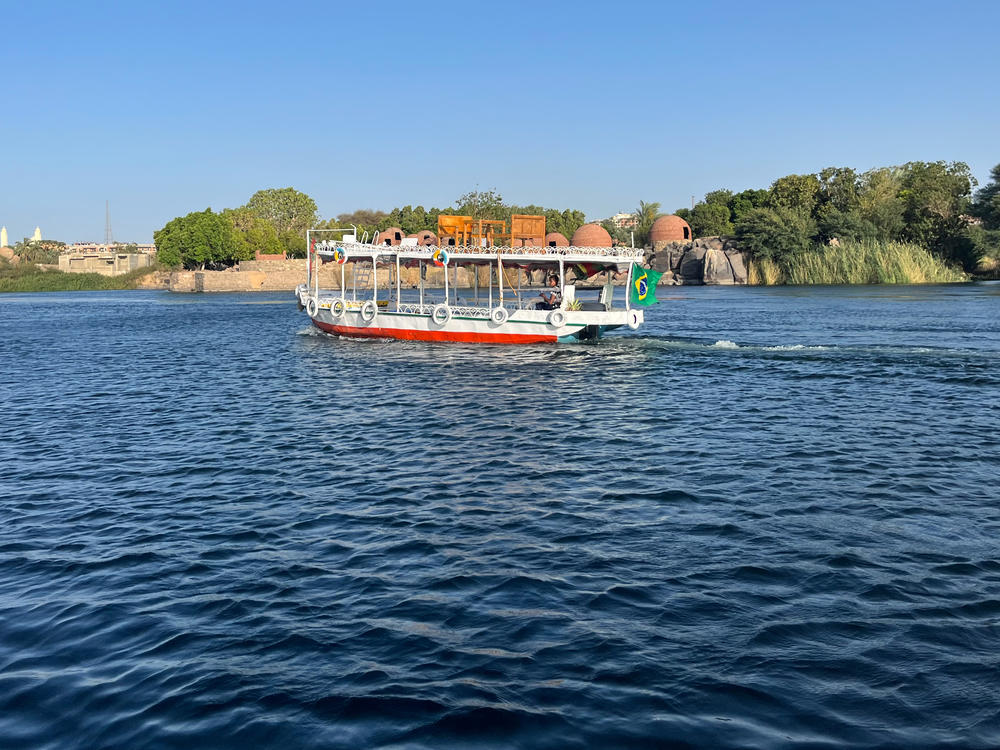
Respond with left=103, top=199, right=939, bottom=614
left=1, top=284, right=999, bottom=749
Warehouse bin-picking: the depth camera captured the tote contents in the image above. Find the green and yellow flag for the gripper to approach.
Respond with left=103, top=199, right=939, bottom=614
left=629, top=263, right=663, bottom=307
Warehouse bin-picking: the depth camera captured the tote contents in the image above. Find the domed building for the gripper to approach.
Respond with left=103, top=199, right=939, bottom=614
left=650, top=215, right=691, bottom=244
left=415, top=230, right=437, bottom=246
left=571, top=223, right=612, bottom=247
left=379, top=227, right=405, bottom=246
left=544, top=232, right=569, bottom=247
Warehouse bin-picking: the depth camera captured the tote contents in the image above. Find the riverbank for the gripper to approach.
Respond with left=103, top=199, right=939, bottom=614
left=0, top=260, right=167, bottom=293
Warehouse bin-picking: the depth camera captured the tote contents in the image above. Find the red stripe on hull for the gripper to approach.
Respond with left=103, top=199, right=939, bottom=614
left=312, top=319, right=557, bottom=344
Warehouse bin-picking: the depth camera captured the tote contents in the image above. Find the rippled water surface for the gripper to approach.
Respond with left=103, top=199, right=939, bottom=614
left=2, top=284, right=1000, bottom=749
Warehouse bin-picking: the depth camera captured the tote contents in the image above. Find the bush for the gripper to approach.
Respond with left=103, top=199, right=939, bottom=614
left=735, top=206, right=817, bottom=265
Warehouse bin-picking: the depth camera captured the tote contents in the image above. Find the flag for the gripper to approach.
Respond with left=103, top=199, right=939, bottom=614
left=629, top=263, right=662, bottom=306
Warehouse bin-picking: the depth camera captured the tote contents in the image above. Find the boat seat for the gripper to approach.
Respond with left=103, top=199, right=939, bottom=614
left=579, top=301, right=606, bottom=311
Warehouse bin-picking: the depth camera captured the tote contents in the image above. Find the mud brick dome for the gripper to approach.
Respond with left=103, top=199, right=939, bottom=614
left=544, top=232, right=570, bottom=247
left=414, top=230, right=437, bottom=245
left=379, top=227, right=405, bottom=245
left=571, top=223, right=612, bottom=247
left=650, top=215, right=692, bottom=243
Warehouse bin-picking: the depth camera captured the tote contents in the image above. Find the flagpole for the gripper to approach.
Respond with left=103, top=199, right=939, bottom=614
left=625, top=261, right=633, bottom=311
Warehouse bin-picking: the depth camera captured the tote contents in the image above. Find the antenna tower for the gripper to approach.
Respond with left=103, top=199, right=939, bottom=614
left=104, top=200, right=114, bottom=249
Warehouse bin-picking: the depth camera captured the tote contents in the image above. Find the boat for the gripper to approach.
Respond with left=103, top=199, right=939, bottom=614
left=294, top=213, right=646, bottom=344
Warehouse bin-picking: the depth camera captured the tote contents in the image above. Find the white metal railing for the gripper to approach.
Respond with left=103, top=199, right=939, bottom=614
left=396, top=303, right=492, bottom=318
left=315, top=242, right=643, bottom=261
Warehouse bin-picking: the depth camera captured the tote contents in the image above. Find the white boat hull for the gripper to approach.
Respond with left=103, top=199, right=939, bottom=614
left=300, top=290, right=642, bottom=344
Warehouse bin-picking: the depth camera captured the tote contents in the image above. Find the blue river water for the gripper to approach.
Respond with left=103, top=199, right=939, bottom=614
left=1, top=283, right=999, bottom=749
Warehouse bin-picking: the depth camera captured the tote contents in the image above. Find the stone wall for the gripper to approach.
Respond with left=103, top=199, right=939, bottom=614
left=166, top=259, right=499, bottom=293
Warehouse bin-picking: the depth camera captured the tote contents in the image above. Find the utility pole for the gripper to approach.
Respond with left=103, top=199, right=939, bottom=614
left=104, top=200, right=114, bottom=250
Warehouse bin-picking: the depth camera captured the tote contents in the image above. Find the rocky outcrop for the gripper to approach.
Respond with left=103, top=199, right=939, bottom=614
left=646, top=236, right=747, bottom=285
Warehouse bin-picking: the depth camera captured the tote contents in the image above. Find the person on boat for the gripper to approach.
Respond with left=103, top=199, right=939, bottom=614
left=530, top=274, right=562, bottom=310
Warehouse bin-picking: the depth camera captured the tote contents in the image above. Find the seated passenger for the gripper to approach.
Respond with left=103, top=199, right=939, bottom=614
left=531, top=274, right=562, bottom=310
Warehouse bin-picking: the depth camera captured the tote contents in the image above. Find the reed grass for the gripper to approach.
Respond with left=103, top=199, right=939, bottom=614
left=0, top=260, right=163, bottom=293
left=748, top=240, right=965, bottom=285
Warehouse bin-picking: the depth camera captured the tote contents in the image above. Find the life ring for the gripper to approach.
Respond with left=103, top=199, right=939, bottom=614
left=360, top=300, right=378, bottom=323
left=432, top=248, right=450, bottom=267
left=627, top=309, right=641, bottom=330
left=331, top=298, right=347, bottom=319
left=490, top=306, right=509, bottom=325
left=333, top=248, right=347, bottom=264
left=431, top=303, right=452, bottom=326
left=548, top=309, right=567, bottom=328
left=305, top=297, right=318, bottom=317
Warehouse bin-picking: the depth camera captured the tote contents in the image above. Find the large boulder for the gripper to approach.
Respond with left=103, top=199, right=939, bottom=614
left=677, top=246, right=707, bottom=284
left=703, top=248, right=734, bottom=285
left=726, top=251, right=748, bottom=284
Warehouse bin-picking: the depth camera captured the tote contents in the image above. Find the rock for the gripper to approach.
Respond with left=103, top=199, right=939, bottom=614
left=677, top=247, right=707, bottom=284
left=726, top=251, right=748, bottom=284
left=703, top=248, right=735, bottom=285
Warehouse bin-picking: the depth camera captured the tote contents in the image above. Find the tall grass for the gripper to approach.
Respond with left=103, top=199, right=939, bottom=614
left=748, top=240, right=966, bottom=285
left=0, top=260, right=164, bottom=293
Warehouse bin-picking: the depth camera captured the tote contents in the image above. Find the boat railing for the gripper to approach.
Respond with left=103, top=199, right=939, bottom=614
left=317, top=242, right=643, bottom=261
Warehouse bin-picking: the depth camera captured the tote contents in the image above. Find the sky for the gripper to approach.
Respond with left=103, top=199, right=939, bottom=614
left=1, top=0, right=998, bottom=243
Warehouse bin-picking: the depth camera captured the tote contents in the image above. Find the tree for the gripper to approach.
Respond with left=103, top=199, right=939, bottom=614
left=898, top=161, right=975, bottom=263
left=222, top=207, right=282, bottom=257
left=727, top=190, right=768, bottom=223
left=817, top=167, right=860, bottom=212
left=767, top=173, right=821, bottom=213
left=244, top=187, right=318, bottom=237
left=454, top=189, right=507, bottom=220
left=735, top=206, right=817, bottom=264
left=855, top=167, right=905, bottom=240
left=633, top=200, right=661, bottom=246
left=704, top=189, right=733, bottom=207
left=971, top=163, right=1000, bottom=230
left=154, top=209, right=243, bottom=269
left=689, top=202, right=733, bottom=237
left=14, top=239, right=63, bottom=265
left=544, top=208, right=586, bottom=240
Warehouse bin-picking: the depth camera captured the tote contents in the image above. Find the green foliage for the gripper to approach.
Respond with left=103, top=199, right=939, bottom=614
left=244, top=187, right=318, bottom=237
left=541, top=208, right=586, bottom=240
left=0, top=258, right=162, bottom=292
left=455, top=189, right=507, bottom=220
left=735, top=206, right=817, bottom=264
left=767, top=173, right=821, bottom=212
left=704, top=189, right=733, bottom=207
left=221, top=207, right=283, bottom=257
left=727, top=189, right=768, bottom=223
left=688, top=202, right=733, bottom=237
left=971, top=163, right=1000, bottom=230
left=632, top=201, right=661, bottom=246
left=14, top=239, right=64, bottom=265
left=154, top=208, right=243, bottom=269
left=897, top=161, right=975, bottom=260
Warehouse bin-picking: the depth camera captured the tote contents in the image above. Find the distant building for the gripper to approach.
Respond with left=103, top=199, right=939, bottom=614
left=58, top=247, right=154, bottom=276
left=31, top=226, right=42, bottom=242
left=0, top=226, right=7, bottom=248
left=608, top=212, right=638, bottom=229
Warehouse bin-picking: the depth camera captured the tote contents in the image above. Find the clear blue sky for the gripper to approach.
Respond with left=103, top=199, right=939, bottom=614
left=2, top=0, right=997, bottom=243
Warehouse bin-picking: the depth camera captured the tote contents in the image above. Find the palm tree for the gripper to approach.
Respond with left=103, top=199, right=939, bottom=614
left=634, top=200, right=661, bottom=246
